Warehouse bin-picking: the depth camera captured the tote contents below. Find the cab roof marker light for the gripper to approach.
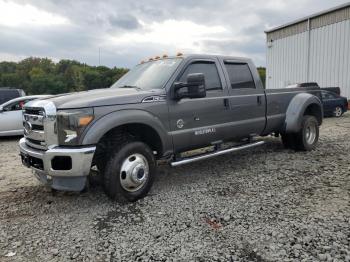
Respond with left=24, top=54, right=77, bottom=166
left=149, top=58, right=154, bottom=61
left=176, top=52, right=183, bottom=56
left=154, top=56, right=160, bottom=60
left=162, top=54, right=168, bottom=58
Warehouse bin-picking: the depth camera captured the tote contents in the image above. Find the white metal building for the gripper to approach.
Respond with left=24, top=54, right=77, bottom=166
left=265, top=3, right=350, bottom=99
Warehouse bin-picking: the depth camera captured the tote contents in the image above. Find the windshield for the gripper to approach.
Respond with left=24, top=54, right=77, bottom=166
left=111, top=58, right=182, bottom=90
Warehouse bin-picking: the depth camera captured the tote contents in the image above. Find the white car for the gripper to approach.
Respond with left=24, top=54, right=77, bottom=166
left=0, top=95, right=50, bottom=136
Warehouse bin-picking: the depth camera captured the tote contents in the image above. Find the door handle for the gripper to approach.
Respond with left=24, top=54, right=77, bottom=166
left=257, top=96, right=262, bottom=106
left=223, top=98, right=230, bottom=109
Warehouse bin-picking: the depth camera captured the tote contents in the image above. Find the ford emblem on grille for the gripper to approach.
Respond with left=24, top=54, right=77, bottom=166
left=24, top=121, right=33, bottom=135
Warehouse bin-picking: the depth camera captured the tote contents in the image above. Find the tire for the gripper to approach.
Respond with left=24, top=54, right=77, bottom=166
left=95, top=161, right=106, bottom=175
left=103, top=141, right=156, bottom=202
left=94, top=131, right=132, bottom=176
left=281, top=133, right=296, bottom=149
left=333, top=106, right=343, bottom=117
left=294, top=115, right=319, bottom=151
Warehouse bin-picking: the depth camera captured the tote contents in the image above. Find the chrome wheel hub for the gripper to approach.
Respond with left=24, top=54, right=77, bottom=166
left=305, top=123, right=316, bottom=145
left=120, top=153, right=149, bottom=192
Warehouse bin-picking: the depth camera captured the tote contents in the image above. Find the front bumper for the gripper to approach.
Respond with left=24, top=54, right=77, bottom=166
left=19, top=138, right=95, bottom=191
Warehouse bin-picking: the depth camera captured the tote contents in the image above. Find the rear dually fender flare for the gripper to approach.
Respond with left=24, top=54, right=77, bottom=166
left=284, top=93, right=323, bottom=133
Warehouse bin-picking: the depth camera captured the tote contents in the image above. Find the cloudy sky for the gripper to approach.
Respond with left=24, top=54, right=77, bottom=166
left=0, top=0, right=348, bottom=68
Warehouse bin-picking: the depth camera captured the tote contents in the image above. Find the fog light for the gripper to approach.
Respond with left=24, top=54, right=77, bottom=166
left=51, top=156, right=72, bottom=170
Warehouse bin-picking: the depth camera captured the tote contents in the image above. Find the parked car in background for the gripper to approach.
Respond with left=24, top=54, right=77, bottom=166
left=321, top=87, right=341, bottom=95
left=321, top=91, right=348, bottom=117
left=0, top=88, right=25, bottom=104
left=0, top=95, right=50, bottom=136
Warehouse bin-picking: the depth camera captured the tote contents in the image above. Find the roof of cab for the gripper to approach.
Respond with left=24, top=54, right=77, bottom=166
left=140, top=54, right=251, bottom=64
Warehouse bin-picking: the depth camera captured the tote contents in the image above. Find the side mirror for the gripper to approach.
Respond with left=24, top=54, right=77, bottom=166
left=173, top=73, right=206, bottom=100
left=0, top=107, right=3, bottom=113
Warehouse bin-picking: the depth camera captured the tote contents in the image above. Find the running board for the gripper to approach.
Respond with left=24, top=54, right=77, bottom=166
left=170, top=141, right=265, bottom=167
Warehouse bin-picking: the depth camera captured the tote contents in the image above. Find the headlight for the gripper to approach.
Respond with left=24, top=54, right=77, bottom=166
left=57, top=108, right=94, bottom=146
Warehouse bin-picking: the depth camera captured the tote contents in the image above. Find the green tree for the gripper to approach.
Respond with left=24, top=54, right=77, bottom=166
left=257, top=67, right=266, bottom=88
left=0, top=73, right=21, bottom=87
left=0, top=57, right=129, bottom=95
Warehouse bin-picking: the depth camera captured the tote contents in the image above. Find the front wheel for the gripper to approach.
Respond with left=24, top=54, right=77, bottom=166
left=333, top=106, right=343, bottom=117
left=103, top=141, right=156, bottom=202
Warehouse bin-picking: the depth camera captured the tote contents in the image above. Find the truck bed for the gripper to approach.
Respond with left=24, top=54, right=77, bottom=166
left=263, top=87, right=322, bottom=135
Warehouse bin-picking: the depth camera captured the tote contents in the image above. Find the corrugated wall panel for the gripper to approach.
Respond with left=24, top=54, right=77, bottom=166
left=309, top=19, right=350, bottom=98
left=267, top=5, right=350, bottom=41
left=267, top=21, right=308, bottom=42
left=311, top=5, right=350, bottom=29
left=266, top=32, right=308, bottom=89
left=345, top=20, right=350, bottom=99
left=267, top=19, right=350, bottom=98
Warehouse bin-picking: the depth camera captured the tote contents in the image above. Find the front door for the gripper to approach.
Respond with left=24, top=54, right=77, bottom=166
left=0, top=98, right=32, bottom=134
left=168, top=58, right=230, bottom=152
left=0, top=105, right=23, bottom=133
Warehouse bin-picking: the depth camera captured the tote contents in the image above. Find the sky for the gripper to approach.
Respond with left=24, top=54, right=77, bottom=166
left=0, top=0, right=348, bottom=68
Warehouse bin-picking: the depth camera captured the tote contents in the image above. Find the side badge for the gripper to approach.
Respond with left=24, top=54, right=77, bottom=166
left=176, top=119, right=184, bottom=129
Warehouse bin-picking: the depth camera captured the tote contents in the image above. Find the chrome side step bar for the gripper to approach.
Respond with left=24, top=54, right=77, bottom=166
left=170, top=141, right=265, bottom=167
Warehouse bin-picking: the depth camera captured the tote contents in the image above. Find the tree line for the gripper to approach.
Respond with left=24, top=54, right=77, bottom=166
left=0, top=57, right=266, bottom=95
left=257, top=67, right=266, bottom=88
left=0, top=57, right=129, bottom=95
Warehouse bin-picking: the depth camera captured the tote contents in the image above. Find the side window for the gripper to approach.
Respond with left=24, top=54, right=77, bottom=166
left=4, top=100, right=28, bottom=111
left=322, top=92, right=334, bottom=99
left=224, top=63, right=256, bottom=89
left=179, top=61, right=222, bottom=91
left=328, top=93, right=337, bottom=99
left=321, top=92, right=330, bottom=99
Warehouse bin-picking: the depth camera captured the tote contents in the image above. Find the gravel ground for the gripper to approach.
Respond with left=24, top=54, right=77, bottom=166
left=0, top=114, right=349, bottom=261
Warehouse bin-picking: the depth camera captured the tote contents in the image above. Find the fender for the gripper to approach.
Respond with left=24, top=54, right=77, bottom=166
left=285, top=93, right=323, bottom=133
left=81, top=109, right=173, bottom=156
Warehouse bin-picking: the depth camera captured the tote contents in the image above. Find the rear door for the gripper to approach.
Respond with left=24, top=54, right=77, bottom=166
left=168, top=58, right=231, bottom=152
left=220, top=60, right=266, bottom=139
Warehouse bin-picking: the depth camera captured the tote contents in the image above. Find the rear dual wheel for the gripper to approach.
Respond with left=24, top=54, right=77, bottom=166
left=281, top=115, right=319, bottom=151
left=281, top=133, right=296, bottom=149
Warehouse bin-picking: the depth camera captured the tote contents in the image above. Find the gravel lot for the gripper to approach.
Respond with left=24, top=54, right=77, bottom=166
left=0, top=114, right=349, bottom=261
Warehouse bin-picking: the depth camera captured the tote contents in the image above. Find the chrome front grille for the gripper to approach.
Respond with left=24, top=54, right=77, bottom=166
left=23, top=100, right=58, bottom=150
left=24, top=108, right=44, bottom=116
left=23, top=109, right=46, bottom=150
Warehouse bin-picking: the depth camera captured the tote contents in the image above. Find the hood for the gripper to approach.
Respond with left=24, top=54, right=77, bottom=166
left=44, top=88, right=160, bottom=109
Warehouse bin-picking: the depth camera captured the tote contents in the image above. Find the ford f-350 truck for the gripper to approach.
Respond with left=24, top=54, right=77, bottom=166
left=19, top=54, right=323, bottom=202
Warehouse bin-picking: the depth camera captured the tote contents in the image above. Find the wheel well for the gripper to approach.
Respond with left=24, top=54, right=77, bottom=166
left=304, top=103, right=322, bottom=125
left=96, top=123, right=163, bottom=158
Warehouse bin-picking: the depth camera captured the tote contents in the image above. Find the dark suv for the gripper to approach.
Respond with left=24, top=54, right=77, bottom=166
left=0, top=88, right=25, bottom=104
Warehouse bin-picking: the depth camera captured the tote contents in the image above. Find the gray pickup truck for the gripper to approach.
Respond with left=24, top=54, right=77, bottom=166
left=20, top=54, right=323, bottom=202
